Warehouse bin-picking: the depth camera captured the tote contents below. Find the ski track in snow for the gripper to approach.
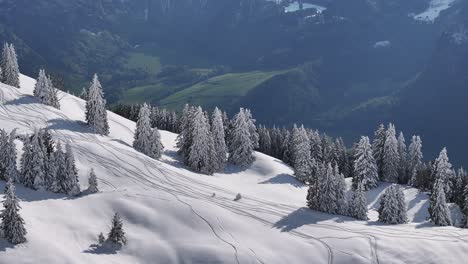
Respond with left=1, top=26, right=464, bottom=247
left=0, top=76, right=467, bottom=263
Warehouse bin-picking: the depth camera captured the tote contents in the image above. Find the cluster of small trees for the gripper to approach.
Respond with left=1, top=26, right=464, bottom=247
left=176, top=105, right=257, bottom=174
left=33, top=69, right=60, bottom=109
left=97, top=212, right=127, bottom=248
left=133, top=103, right=164, bottom=159
left=112, top=104, right=179, bottom=133
left=0, top=43, right=20, bottom=88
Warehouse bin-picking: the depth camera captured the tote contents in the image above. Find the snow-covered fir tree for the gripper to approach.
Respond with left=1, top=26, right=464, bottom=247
left=397, top=132, right=408, bottom=184
left=432, top=148, right=454, bottom=200
left=408, top=135, right=423, bottom=186
left=461, top=183, right=468, bottom=228
left=353, top=136, right=379, bottom=191
left=243, top=108, right=259, bottom=149
left=317, top=163, right=338, bottom=214
left=52, top=142, right=66, bottom=193
left=33, top=69, right=48, bottom=99
left=378, top=185, right=407, bottom=224
left=349, top=183, right=368, bottom=220
left=107, top=213, right=127, bottom=246
left=334, top=164, right=348, bottom=215
left=0, top=129, right=17, bottom=181
left=453, top=168, right=466, bottom=206
left=1, top=43, right=20, bottom=88
left=176, top=104, right=196, bottom=161
left=281, top=130, right=292, bottom=165
left=258, top=125, right=272, bottom=154
left=87, top=168, right=99, bottom=194
left=20, top=130, right=46, bottom=190
left=149, top=127, right=164, bottom=160
left=228, top=108, right=255, bottom=166
left=211, top=107, right=227, bottom=171
left=382, top=124, right=399, bottom=183
left=372, top=124, right=386, bottom=178
left=80, top=87, right=88, bottom=100
left=292, top=125, right=312, bottom=182
left=43, top=75, right=60, bottom=109
left=335, top=137, right=350, bottom=177
left=309, top=130, right=323, bottom=162
left=133, top=103, right=155, bottom=156
left=63, top=143, right=80, bottom=196
left=429, top=178, right=452, bottom=226
left=85, top=74, right=109, bottom=135
left=0, top=179, right=27, bottom=244
left=187, top=107, right=216, bottom=174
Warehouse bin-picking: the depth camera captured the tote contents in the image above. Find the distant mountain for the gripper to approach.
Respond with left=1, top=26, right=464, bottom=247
left=0, top=0, right=467, bottom=165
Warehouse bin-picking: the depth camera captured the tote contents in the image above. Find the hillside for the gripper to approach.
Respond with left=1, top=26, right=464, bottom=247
left=0, top=75, right=466, bottom=263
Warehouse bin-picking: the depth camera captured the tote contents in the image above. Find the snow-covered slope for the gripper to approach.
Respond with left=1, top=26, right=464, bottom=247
left=0, top=76, right=467, bottom=263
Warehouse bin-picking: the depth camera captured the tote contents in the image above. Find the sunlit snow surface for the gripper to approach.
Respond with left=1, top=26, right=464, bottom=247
left=0, top=75, right=467, bottom=263
left=413, top=0, right=456, bottom=22
left=285, top=2, right=327, bottom=13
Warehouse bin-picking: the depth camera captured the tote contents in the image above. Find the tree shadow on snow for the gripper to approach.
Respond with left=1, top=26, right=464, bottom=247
left=273, top=207, right=353, bottom=232
left=47, top=119, right=94, bottom=134
left=0, top=181, right=78, bottom=202
left=259, top=174, right=304, bottom=188
left=0, top=239, right=15, bottom=252
left=4, top=95, right=38, bottom=106
left=83, top=243, right=122, bottom=255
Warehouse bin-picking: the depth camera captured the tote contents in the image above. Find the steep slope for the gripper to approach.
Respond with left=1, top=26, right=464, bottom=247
left=0, top=76, right=467, bottom=263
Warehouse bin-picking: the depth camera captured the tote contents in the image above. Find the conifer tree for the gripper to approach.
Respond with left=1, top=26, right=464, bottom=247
left=378, top=185, right=407, bottom=224
left=176, top=104, right=196, bottom=161
left=349, top=183, right=368, bottom=220
left=317, top=163, right=338, bottom=214
left=228, top=108, right=255, bottom=166
left=382, top=124, right=399, bottom=183
left=187, top=107, right=216, bottom=174
left=243, top=109, right=259, bottom=149
left=1, top=43, right=20, bottom=88
left=211, top=107, right=227, bottom=171
left=292, top=125, right=312, bottom=182
left=334, top=164, right=348, bottom=215
left=133, top=103, right=154, bottom=156
left=0, top=179, right=27, bottom=244
left=397, top=132, right=408, bottom=184
left=87, top=168, right=99, bottom=194
left=0, top=130, right=17, bottom=181
left=461, top=183, right=468, bottom=228
left=52, top=142, right=66, bottom=193
left=281, top=130, right=292, bottom=165
left=43, top=75, right=60, bottom=109
left=309, top=130, right=323, bottom=162
left=372, top=124, right=386, bottom=178
left=149, top=127, right=164, bottom=160
left=63, top=143, right=80, bottom=196
left=20, top=130, right=46, bottom=190
left=408, top=136, right=423, bottom=186
left=353, top=136, right=379, bottom=191
left=429, top=178, right=452, bottom=226
left=85, top=74, right=109, bottom=135
left=432, top=148, right=454, bottom=199
left=33, top=69, right=48, bottom=99
left=107, top=213, right=127, bottom=246
left=335, top=137, right=350, bottom=177
left=453, top=168, right=466, bottom=206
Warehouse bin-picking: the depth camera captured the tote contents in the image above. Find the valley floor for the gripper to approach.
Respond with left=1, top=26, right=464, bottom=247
left=0, top=76, right=466, bottom=263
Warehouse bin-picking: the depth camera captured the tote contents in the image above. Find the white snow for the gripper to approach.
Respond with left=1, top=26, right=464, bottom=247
left=0, top=75, right=467, bottom=263
left=373, top=40, right=391, bottom=48
left=265, top=0, right=327, bottom=13
left=413, top=0, right=456, bottom=22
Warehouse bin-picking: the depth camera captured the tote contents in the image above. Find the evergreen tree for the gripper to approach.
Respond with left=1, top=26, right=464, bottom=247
left=63, top=143, right=80, bottom=196
left=317, top=163, right=338, bottom=214
left=20, top=130, right=46, bottom=190
left=349, top=183, right=368, bottom=220
left=1, top=43, right=20, bottom=88
left=53, top=142, right=66, bottom=193
left=382, top=124, right=399, bottom=183
left=429, top=178, right=452, bottom=226
left=372, top=124, right=386, bottom=178
left=80, top=87, right=88, bottom=100
left=334, top=165, right=348, bottom=215
left=408, top=136, right=423, bottom=186
left=228, top=108, right=255, bottom=166
left=453, top=168, right=466, bottom=206
left=187, top=107, right=216, bottom=174
left=353, top=136, right=379, bottom=191
left=461, top=183, right=468, bottom=228
left=378, top=185, right=407, bottom=224
left=335, top=137, right=350, bottom=177
left=43, top=75, right=60, bottom=109
left=432, top=148, right=454, bottom=200
left=309, top=130, right=323, bottom=162
left=133, top=103, right=154, bottom=156
left=0, top=179, right=27, bottom=244
left=33, top=69, right=48, bottom=99
left=397, top=132, right=408, bottom=184
left=211, top=107, right=227, bottom=171
left=292, top=125, right=312, bottom=182
left=281, top=130, right=292, bottom=165
left=176, top=104, right=196, bottom=161
left=85, top=74, right=109, bottom=135
left=87, top=168, right=99, bottom=194
left=45, top=145, right=58, bottom=191
left=0, top=130, right=17, bottom=181
left=149, top=127, right=164, bottom=160
left=243, top=109, right=259, bottom=149
left=107, top=213, right=127, bottom=246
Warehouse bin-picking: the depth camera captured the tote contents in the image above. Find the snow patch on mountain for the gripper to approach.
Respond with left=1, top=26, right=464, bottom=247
left=413, top=0, right=456, bottom=22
